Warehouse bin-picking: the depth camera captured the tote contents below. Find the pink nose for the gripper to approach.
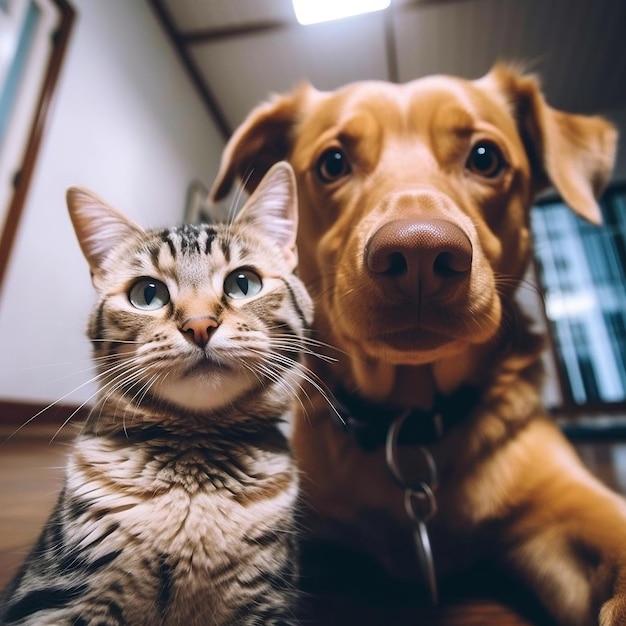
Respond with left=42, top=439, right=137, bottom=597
left=180, top=316, right=219, bottom=348
left=365, top=219, right=472, bottom=301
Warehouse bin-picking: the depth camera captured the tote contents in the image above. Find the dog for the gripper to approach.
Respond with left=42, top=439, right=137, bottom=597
left=210, top=64, right=626, bottom=625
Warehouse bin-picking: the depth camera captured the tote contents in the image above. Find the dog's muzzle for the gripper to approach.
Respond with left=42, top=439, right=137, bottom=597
left=365, top=219, right=472, bottom=301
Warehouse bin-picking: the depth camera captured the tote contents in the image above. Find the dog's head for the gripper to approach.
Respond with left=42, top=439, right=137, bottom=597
left=211, top=65, right=616, bottom=391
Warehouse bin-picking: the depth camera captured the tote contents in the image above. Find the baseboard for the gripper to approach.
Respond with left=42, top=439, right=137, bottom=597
left=0, top=399, right=88, bottom=426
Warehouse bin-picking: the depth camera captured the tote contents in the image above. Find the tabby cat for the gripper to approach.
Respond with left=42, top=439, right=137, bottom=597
left=0, top=162, right=313, bottom=626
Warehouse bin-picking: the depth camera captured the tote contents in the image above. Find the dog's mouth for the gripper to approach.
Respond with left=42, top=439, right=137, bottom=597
left=355, top=314, right=488, bottom=362
left=327, top=318, right=476, bottom=366
left=326, top=261, right=501, bottom=362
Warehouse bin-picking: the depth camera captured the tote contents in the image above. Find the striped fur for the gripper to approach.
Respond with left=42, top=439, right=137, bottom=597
left=0, top=163, right=312, bottom=625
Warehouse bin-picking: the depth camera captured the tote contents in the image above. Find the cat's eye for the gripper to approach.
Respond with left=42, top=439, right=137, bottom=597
left=224, top=269, right=262, bottom=299
left=129, top=278, right=170, bottom=310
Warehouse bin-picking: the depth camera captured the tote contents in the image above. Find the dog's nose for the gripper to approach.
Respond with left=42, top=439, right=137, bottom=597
left=365, top=219, right=473, bottom=301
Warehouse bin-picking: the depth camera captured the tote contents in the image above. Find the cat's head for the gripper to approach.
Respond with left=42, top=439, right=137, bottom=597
left=67, top=162, right=313, bottom=418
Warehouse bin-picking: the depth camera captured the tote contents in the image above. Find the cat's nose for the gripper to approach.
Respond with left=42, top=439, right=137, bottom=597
left=180, top=316, right=219, bottom=349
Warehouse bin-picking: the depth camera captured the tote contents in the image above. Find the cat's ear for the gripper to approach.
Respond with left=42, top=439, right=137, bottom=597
left=66, top=186, right=144, bottom=273
left=235, top=161, right=299, bottom=270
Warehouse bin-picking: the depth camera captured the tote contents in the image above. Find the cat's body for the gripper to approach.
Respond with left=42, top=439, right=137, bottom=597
left=0, top=163, right=311, bottom=626
left=3, top=425, right=298, bottom=626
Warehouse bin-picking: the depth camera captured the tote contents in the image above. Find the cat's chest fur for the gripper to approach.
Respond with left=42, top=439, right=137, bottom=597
left=63, top=432, right=297, bottom=625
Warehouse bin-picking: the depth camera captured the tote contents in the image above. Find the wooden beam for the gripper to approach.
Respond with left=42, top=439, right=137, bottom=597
left=147, top=0, right=232, bottom=141
left=182, top=20, right=289, bottom=44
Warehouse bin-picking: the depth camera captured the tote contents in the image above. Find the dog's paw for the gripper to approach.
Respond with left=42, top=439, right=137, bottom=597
left=599, top=593, right=626, bottom=626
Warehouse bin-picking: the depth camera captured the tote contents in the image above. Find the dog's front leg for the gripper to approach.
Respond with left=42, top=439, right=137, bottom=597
left=484, top=421, right=626, bottom=626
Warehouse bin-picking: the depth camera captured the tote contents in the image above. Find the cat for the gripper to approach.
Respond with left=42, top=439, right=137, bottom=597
left=0, top=162, right=314, bottom=626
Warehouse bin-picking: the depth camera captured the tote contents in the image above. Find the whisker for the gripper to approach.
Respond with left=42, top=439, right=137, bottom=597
left=269, top=333, right=342, bottom=353
left=122, top=371, right=162, bottom=436
left=230, top=174, right=252, bottom=224
left=245, top=347, right=344, bottom=426
left=47, top=361, right=145, bottom=443
left=268, top=341, right=338, bottom=363
left=2, top=357, right=140, bottom=443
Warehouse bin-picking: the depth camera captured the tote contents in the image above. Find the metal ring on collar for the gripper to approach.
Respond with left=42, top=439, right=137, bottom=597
left=385, top=410, right=438, bottom=490
left=405, top=482, right=437, bottom=523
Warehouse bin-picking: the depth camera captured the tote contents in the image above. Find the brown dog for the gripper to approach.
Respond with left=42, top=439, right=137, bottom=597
left=211, top=64, right=626, bottom=625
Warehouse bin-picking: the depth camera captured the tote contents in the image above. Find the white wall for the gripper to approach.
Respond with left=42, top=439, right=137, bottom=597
left=0, top=0, right=225, bottom=405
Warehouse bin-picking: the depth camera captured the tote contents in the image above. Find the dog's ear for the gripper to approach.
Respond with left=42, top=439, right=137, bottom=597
left=484, top=64, right=617, bottom=224
left=210, top=84, right=313, bottom=203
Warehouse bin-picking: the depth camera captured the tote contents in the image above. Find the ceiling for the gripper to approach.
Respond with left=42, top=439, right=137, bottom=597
left=149, top=0, right=626, bottom=143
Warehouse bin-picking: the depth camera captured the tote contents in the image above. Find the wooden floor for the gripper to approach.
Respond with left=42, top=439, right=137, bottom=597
left=1, top=423, right=625, bottom=625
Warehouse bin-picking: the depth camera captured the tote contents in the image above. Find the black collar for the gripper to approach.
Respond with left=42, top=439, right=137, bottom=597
left=334, top=385, right=481, bottom=451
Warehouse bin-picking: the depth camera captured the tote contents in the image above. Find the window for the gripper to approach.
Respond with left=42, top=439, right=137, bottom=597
left=531, top=186, right=626, bottom=411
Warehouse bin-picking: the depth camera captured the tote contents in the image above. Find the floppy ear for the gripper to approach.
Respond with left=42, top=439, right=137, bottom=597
left=485, top=64, right=617, bottom=224
left=210, top=83, right=312, bottom=202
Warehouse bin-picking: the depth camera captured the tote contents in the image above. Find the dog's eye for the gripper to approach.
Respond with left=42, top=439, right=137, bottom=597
left=466, top=142, right=506, bottom=179
left=316, top=148, right=351, bottom=183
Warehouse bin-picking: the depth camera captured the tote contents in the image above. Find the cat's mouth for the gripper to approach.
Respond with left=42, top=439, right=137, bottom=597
left=183, top=355, right=233, bottom=377
left=153, top=357, right=259, bottom=413
left=181, top=347, right=258, bottom=379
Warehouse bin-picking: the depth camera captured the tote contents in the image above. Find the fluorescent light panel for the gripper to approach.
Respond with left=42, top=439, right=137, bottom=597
left=292, top=0, right=391, bottom=25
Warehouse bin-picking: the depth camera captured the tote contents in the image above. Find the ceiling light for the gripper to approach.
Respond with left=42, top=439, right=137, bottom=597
left=292, top=0, right=391, bottom=25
